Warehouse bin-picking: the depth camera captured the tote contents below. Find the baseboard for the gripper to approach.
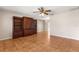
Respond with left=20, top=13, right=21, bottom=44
left=50, top=35, right=78, bottom=40
left=0, top=37, right=12, bottom=40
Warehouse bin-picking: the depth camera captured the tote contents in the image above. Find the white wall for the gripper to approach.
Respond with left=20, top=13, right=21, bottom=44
left=0, top=10, right=44, bottom=40
left=0, top=10, right=26, bottom=40
left=37, top=20, right=49, bottom=32
left=50, top=9, right=79, bottom=40
left=37, top=20, right=44, bottom=32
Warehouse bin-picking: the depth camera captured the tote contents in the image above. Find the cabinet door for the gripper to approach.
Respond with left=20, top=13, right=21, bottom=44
left=23, top=17, right=32, bottom=29
left=23, top=17, right=37, bottom=36
left=13, top=16, right=23, bottom=39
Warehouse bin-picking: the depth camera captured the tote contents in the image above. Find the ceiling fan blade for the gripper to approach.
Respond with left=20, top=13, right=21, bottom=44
left=45, top=10, right=51, bottom=12
left=44, top=12, right=48, bottom=15
left=38, top=8, right=41, bottom=10
left=45, top=12, right=54, bottom=15
left=41, top=7, right=44, bottom=12
left=38, top=8, right=42, bottom=13
left=33, top=11, right=39, bottom=13
left=33, top=7, right=54, bottom=16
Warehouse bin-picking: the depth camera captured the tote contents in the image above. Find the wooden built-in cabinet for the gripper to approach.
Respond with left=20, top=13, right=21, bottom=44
left=23, top=17, right=37, bottom=36
left=13, top=16, right=37, bottom=39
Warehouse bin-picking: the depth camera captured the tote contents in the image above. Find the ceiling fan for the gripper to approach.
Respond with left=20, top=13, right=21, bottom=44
left=33, top=7, right=53, bottom=16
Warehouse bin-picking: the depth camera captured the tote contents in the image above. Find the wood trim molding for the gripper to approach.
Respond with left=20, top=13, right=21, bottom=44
left=50, top=35, right=77, bottom=40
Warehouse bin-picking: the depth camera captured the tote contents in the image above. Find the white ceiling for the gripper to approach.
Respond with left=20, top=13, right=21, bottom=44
left=0, top=6, right=79, bottom=18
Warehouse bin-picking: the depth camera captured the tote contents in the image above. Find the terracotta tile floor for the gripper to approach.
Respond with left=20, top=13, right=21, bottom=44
left=0, top=32, right=79, bottom=52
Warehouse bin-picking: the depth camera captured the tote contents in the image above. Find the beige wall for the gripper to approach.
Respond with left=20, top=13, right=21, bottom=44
left=50, top=9, right=79, bottom=40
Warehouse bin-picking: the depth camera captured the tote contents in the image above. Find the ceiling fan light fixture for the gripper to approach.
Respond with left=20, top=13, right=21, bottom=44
left=39, top=13, right=45, bottom=16
left=33, top=7, right=53, bottom=16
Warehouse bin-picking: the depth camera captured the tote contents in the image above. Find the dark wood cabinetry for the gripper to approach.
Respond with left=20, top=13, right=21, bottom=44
left=13, top=16, right=37, bottom=39
left=23, top=17, right=37, bottom=36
